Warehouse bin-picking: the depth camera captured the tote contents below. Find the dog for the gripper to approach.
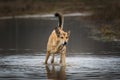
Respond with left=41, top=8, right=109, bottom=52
left=44, top=13, right=70, bottom=66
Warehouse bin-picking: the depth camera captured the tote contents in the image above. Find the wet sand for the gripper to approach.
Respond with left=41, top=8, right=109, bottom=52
left=0, top=53, right=120, bottom=80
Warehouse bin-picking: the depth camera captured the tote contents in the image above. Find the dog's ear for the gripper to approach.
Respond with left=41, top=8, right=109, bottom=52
left=55, top=27, right=60, bottom=37
left=67, top=30, right=71, bottom=37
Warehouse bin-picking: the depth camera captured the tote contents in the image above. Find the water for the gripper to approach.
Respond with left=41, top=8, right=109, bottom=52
left=0, top=53, right=120, bottom=80
left=0, top=13, right=120, bottom=80
left=0, top=14, right=114, bottom=53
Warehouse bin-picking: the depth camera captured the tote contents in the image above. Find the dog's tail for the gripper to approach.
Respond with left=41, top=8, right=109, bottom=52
left=55, top=12, right=64, bottom=29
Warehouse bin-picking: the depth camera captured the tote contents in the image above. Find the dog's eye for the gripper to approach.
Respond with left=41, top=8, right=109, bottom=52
left=61, top=37, right=64, bottom=39
left=66, top=37, right=68, bottom=39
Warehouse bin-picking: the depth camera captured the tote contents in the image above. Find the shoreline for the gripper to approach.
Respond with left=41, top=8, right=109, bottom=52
left=0, top=12, right=92, bottom=20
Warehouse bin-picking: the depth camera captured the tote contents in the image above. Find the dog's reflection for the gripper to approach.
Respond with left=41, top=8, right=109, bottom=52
left=45, top=65, right=66, bottom=80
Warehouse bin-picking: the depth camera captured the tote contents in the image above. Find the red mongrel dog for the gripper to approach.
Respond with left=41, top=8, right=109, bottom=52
left=44, top=13, right=70, bottom=66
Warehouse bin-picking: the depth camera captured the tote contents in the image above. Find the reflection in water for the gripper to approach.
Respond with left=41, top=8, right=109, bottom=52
left=45, top=65, right=66, bottom=80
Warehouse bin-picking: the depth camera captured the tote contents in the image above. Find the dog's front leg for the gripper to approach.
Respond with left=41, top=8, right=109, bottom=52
left=62, top=52, right=66, bottom=66
left=60, top=52, right=66, bottom=66
left=60, top=47, right=66, bottom=66
left=60, top=53, right=62, bottom=64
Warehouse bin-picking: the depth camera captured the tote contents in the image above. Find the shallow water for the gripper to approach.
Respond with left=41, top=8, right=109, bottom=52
left=0, top=53, right=120, bottom=80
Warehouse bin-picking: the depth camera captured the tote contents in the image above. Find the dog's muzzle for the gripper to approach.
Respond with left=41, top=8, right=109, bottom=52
left=63, top=42, right=67, bottom=46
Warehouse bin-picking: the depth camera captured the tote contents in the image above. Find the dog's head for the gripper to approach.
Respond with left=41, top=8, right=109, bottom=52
left=55, top=27, right=70, bottom=46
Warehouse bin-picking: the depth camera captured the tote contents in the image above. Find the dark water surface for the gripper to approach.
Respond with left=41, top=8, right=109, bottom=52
left=0, top=53, right=120, bottom=80
left=0, top=15, right=115, bottom=53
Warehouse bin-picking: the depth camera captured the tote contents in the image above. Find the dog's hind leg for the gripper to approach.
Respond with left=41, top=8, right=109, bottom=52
left=51, top=54, right=55, bottom=64
left=45, top=51, right=50, bottom=64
